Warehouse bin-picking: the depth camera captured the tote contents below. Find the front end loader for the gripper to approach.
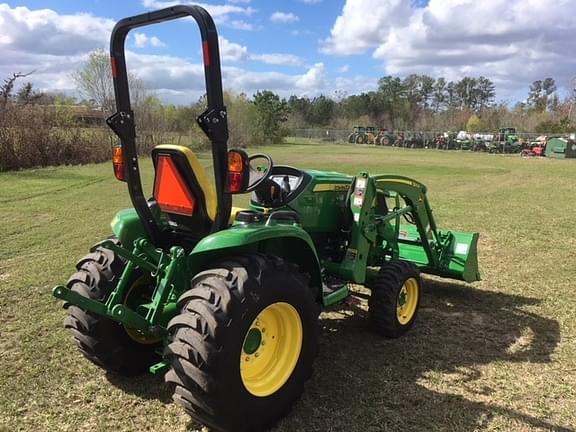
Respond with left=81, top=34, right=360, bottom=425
left=52, top=5, right=481, bottom=432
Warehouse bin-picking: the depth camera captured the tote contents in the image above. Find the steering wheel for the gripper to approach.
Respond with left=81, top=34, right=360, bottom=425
left=246, top=153, right=274, bottom=192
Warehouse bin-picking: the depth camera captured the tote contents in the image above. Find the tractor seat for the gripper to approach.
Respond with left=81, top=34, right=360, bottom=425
left=151, top=145, right=217, bottom=236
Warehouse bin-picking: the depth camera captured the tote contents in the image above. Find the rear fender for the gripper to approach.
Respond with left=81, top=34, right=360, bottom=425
left=110, top=208, right=148, bottom=247
left=189, top=224, right=322, bottom=301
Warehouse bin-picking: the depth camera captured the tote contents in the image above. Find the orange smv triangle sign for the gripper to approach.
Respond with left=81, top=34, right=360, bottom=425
left=153, top=155, right=196, bottom=216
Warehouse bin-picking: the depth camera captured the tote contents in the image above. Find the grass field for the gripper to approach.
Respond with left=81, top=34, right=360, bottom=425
left=1, top=142, right=575, bottom=432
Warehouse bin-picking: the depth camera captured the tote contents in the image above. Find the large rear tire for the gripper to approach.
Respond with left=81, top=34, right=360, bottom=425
left=164, top=255, right=319, bottom=432
left=367, top=260, right=422, bottom=338
left=63, top=238, right=161, bottom=376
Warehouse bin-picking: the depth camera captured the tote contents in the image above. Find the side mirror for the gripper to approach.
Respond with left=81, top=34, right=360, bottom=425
left=227, top=149, right=273, bottom=194
left=247, top=154, right=273, bottom=191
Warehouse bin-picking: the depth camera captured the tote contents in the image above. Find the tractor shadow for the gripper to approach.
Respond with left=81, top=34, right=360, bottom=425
left=275, top=279, right=565, bottom=432
left=106, top=371, right=173, bottom=404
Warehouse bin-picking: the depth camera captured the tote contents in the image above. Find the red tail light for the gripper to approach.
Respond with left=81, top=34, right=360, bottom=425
left=112, top=146, right=126, bottom=182
left=228, top=171, right=244, bottom=193
left=153, top=155, right=196, bottom=216
left=228, top=150, right=248, bottom=193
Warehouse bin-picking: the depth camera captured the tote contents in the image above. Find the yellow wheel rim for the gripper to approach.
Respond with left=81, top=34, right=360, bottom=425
left=123, top=275, right=162, bottom=345
left=240, top=302, right=303, bottom=397
left=396, top=277, right=419, bottom=325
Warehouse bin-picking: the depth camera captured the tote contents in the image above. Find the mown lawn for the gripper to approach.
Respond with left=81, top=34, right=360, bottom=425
left=1, top=142, right=575, bottom=431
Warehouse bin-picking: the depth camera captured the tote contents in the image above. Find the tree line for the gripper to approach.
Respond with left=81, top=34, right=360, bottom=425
left=286, top=74, right=572, bottom=134
left=1, top=48, right=574, bottom=169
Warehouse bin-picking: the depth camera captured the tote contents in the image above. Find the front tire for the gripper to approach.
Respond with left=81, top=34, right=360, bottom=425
left=164, top=255, right=319, bottom=432
left=368, top=261, right=422, bottom=338
left=63, top=238, right=161, bottom=376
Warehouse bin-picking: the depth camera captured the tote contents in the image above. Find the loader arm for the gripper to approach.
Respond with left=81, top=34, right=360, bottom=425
left=372, top=175, right=445, bottom=268
left=332, top=172, right=480, bottom=284
left=373, top=175, right=480, bottom=283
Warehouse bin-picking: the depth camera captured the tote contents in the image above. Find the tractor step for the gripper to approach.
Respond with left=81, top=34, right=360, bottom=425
left=322, top=276, right=350, bottom=306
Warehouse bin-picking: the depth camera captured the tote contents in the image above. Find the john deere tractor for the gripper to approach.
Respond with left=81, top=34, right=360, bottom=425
left=348, top=126, right=379, bottom=144
left=490, top=127, right=521, bottom=153
left=53, top=5, right=481, bottom=432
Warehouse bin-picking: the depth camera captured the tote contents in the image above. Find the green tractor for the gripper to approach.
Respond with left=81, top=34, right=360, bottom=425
left=376, top=129, right=397, bottom=146
left=52, top=5, right=481, bottom=432
left=348, top=126, right=378, bottom=144
left=348, top=125, right=365, bottom=143
left=490, top=127, right=521, bottom=153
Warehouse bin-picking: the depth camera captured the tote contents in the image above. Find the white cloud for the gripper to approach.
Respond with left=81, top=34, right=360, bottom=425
left=134, top=32, right=165, bottom=48
left=129, top=55, right=331, bottom=101
left=270, top=12, right=299, bottom=24
left=140, top=0, right=256, bottom=31
left=322, top=0, right=576, bottom=97
left=141, top=1, right=255, bottom=18
left=219, top=36, right=249, bottom=61
left=217, top=37, right=302, bottom=66
left=338, top=64, right=350, bottom=73
left=322, top=0, right=411, bottom=55
left=291, top=29, right=314, bottom=37
left=250, top=53, right=304, bottom=67
left=0, top=3, right=374, bottom=104
left=0, top=4, right=113, bottom=56
left=229, top=20, right=255, bottom=31
left=295, top=63, right=326, bottom=90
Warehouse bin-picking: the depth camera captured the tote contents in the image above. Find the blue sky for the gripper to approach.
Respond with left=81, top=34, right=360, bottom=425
left=1, top=0, right=575, bottom=105
left=16, top=0, right=354, bottom=74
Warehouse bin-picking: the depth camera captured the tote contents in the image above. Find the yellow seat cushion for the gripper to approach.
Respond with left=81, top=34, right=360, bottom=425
left=154, top=145, right=217, bottom=221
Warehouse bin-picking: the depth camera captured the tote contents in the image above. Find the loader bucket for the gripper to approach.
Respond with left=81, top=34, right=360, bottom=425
left=396, top=224, right=481, bottom=283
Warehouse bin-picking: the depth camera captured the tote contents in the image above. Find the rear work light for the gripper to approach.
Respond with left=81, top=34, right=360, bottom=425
left=227, top=150, right=249, bottom=193
left=153, top=155, right=196, bottom=216
left=112, top=146, right=126, bottom=182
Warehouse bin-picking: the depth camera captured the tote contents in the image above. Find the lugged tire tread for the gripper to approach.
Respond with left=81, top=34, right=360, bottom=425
left=165, top=254, right=317, bottom=432
left=368, top=260, right=421, bottom=338
left=62, top=237, right=160, bottom=376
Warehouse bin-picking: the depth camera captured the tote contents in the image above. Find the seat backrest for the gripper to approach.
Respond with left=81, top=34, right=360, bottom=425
left=151, top=145, right=217, bottom=237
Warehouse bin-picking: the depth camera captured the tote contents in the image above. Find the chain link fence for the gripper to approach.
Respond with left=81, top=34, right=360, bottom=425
left=291, top=128, right=548, bottom=145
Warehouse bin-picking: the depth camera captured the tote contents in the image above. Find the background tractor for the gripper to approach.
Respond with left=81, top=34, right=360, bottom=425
left=348, top=126, right=379, bottom=144
left=376, top=129, right=397, bottom=146
left=52, top=5, right=481, bottom=432
left=348, top=126, right=365, bottom=143
left=490, top=127, right=521, bottom=153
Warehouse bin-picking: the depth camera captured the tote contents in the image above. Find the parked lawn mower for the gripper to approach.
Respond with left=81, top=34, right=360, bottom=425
left=521, top=144, right=546, bottom=157
left=52, top=5, right=481, bottom=432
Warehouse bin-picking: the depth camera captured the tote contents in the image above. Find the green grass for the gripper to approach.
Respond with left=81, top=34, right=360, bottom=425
left=1, top=143, right=575, bottom=431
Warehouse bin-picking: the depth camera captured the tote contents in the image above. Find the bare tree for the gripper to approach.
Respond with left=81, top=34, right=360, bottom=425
left=73, top=49, right=147, bottom=112
left=72, top=49, right=114, bottom=111
left=0, top=71, right=34, bottom=110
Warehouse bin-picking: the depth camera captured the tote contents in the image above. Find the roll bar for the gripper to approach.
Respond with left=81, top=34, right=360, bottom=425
left=106, top=5, right=231, bottom=246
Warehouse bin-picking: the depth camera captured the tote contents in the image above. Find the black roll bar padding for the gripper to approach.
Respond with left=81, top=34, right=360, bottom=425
left=108, top=5, right=231, bottom=246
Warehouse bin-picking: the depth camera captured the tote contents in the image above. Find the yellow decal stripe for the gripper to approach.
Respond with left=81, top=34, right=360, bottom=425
left=313, top=183, right=350, bottom=192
